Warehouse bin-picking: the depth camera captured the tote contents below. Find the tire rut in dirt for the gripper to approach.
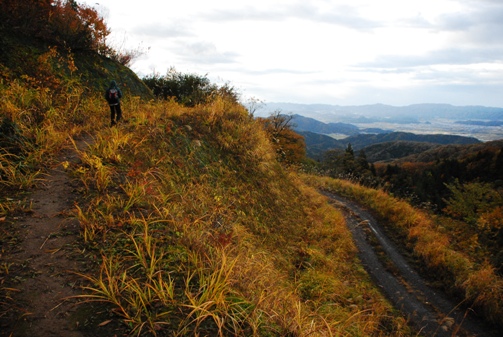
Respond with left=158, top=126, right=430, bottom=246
left=323, top=191, right=499, bottom=337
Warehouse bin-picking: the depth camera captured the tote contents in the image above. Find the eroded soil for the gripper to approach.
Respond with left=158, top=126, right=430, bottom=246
left=0, top=134, right=102, bottom=337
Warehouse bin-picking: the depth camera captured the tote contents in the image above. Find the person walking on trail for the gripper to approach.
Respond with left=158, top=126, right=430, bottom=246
left=105, top=80, right=123, bottom=126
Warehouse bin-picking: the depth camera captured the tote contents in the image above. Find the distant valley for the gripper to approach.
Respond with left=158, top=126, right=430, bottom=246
left=258, top=103, right=503, bottom=161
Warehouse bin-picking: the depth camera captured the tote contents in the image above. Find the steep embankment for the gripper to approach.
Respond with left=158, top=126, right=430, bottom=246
left=72, top=51, right=153, bottom=99
left=0, top=31, right=153, bottom=100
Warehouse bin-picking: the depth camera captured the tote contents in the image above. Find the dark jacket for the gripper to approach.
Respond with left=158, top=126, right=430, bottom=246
left=105, top=80, right=123, bottom=105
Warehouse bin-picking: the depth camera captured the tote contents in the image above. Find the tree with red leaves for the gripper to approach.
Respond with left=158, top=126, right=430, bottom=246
left=0, top=0, right=110, bottom=52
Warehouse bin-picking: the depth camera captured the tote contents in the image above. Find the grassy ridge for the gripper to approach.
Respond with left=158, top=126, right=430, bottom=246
left=67, top=97, right=411, bottom=336
left=0, top=42, right=412, bottom=335
left=304, top=175, right=503, bottom=328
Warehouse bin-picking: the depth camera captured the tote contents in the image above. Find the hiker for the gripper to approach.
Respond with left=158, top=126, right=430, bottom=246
left=105, top=80, right=123, bottom=126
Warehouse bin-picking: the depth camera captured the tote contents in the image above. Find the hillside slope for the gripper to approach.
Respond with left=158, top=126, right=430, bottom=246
left=0, top=30, right=153, bottom=100
left=0, top=26, right=415, bottom=335
left=392, top=139, right=503, bottom=163
left=0, top=93, right=416, bottom=336
left=346, top=131, right=481, bottom=149
left=362, top=141, right=441, bottom=162
left=291, top=114, right=359, bottom=135
left=299, top=129, right=481, bottom=161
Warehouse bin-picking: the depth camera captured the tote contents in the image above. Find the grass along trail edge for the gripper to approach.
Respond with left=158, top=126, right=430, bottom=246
left=323, top=191, right=500, bottom=337
left=1, top=134, right=94, bottom=337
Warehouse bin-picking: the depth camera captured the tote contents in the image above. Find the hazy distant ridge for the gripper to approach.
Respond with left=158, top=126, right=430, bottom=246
left=289, top=114, right=359, bottom=135
left=264, top=103, right=503, bottom=122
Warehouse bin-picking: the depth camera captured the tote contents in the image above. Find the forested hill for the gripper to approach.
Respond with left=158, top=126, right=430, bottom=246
left=298, top=130, right=481, bottom=160
left=346, top=131, right=480, bottom=149
left=0, top=2, right=152, bottom=99
left=362, top=141, right=441, bottom=163
left=392, top=139, right=503, bottom=164
left=290, top=114, right=360, bottom=135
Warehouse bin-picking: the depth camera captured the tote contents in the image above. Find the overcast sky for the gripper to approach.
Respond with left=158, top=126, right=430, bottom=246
left=80, top=0, right=503, bottom=107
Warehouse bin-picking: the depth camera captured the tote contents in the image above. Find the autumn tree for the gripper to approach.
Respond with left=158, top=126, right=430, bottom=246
left=258, top=111, right=306, bottom=165
left=443, top=180, right=503, bottom=273
left=51, top=0, right=110, bottom=52
left=244, top=96, right=264, bottom=116
left=321, top=149, right=345, bottom=176
left=478, top=206, right=503, bottom=273
left=0, top=0, right=53, bottom=33
left=0, top=0, right=109, bottom=53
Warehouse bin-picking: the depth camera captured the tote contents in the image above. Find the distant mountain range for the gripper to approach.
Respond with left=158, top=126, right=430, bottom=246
left=258, top=103, right=503, bottom=161
left=456, top=120, right=503, bottom=126
left=261, top=103, right=503, bottom=123
left=289, top=114, right=360, bottom=135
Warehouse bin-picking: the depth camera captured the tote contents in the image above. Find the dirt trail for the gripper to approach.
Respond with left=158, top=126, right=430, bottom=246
left=1, top=135, right=92, bottom=337
left=323, top=192, right=500, bottom=337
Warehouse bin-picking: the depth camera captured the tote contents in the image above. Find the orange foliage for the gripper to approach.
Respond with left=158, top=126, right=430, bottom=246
left=49, top=1, right=110, bottom=52
left=0, top=0, right=109, bottom=52
left=0, top=0, right=53, bottom=29
left=275, top=127, right=306, bottom=164
left=478, top=206, right=503, bottom=233
left=258, top=114, right=306, bottom=165
left=463, top=264, right=503, bottom=322
left=400, top=161, right=431, bottom=173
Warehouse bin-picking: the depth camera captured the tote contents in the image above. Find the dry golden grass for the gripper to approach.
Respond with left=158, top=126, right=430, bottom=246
left=1, top=72, right=414, bottom=335
left=65, top=97, right=413, bottom=336
left=0, top=76, right=102, bottom=193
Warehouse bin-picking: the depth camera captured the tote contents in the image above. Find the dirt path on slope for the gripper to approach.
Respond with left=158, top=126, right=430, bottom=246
left=1, top=134, right=94, bottom=337
left=322, top=192, right=500, bottom=337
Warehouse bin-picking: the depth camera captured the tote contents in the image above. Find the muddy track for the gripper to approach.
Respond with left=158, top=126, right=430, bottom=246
left=0, top=134, right=93, bottom=337
left=323, top=192, right=499, bottom=337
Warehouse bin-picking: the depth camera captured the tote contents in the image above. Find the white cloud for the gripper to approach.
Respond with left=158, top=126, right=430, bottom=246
left=133, top=23, right=194, bottom=38
left=80, top=0, right=503, bottom=107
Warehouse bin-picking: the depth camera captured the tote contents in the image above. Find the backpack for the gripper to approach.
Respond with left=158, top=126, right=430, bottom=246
left=108, top=88, right=119, bottom=103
